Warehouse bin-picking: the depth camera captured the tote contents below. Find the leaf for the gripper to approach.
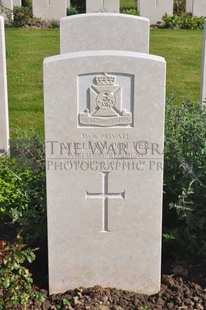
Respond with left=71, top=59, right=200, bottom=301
left=63, top=298, right=72, bottom=306
left=26, top=251, right=35, bottom=263
left=12, top=262, right=20, bottom=270
left=163, top=233, right=175, bottom=240
left=33, top=291, right=46, bottom=303
left=3, top=277, right=10, bottom=288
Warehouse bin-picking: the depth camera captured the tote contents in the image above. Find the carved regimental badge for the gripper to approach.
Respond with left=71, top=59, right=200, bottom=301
left=79, top=73, right=132, bottom=127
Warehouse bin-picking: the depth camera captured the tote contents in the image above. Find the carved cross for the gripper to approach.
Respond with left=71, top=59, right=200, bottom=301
left=86, top=172, right=125, bottom=232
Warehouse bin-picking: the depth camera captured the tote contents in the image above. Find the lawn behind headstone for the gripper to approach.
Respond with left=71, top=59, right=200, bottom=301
left=6, top=29, right=59, bottom=137
left=150, top=29, right=202, bottom=105
left=5, top=28, right=202, bottom=137
left=120, top=0, right=136, bottom=8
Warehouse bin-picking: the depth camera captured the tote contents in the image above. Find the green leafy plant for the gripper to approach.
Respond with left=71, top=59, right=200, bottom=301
left=49, top=19, right=60, bottom=28
left=70, top=0, right=85, bottom=13
left=12, top=4, right=61, bottom=28
left=162, top=13, right=204, bottom=29
left=0, top=234, right=45, bottom=309
left=63, top=298, right=72, bottom=307
left=67, top=4, right=79, bottom=15
left=0, top=136, right=46, bottom=245
left=13, top=6, right=33, bottom=27
left=163, top=98, right=206, bottom=258
left=120, top=8, right=138, bottom=15
left=0, top=156, right=29, bottom=230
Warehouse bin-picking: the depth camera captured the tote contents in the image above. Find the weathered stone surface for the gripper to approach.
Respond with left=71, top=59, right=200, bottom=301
left=186, top=0, right=193, bottom=13
left=0, top=17, right=9, bottom=155
left=60, top=14, right=150, bottom=54
left=32, top=0, right=67, bottom=20
left=138, top=0, right=173, bottom=24
left=86, top=0, right=119, bottom=13
left=2, top=0, right=13, bottom=10
left=44, top=50, right=166, bottom=295
left=193, top=0, right=206, bottom=17
left=13, top=0, right=21, bottom=6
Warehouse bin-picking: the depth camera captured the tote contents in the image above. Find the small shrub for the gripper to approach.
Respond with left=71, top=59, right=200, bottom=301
left=0, top=136, right=46, bottom=245
left=12, top=5, right=60, bottom=28
left=27, top=17, right=60, bottom=29
left=71, top=0, right=85, bottom=13
left=13, top=6, right=33, bottom=27
left=49, top=19, right=60, bottom=28
left=67, top=4, right=79, bottom=15
left=120, top=8, right=138, bottom=16
left=0, top=234, right=45, bottom=308
left=163, top=98, right=206, bottom=258
left=162, top=13, right=204, bottom=29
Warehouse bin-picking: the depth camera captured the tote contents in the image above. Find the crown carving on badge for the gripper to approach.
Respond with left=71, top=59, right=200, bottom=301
left=95, top=73, right=116, bottom=85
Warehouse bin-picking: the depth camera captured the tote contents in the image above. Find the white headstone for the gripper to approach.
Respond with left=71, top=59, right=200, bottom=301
left=2, top=0, right=13, bottom=10
left=138, top=0, right=173, bottom=24
left=0, top=17, right=9, bottom=155
left=186, top=0, right=193, bottom=13
left=32, top=0, right=67, bottom=20
left=200, top=19, right=206, bottom=106
left=193, top=0, right=206, bottom=17
left=13, top=0, right=21, bottom=6
left=86, top=0, right=119, bottom=13
left=60, top=14, right=150, bottom=54
left=44, top=50, right=166, bottom=295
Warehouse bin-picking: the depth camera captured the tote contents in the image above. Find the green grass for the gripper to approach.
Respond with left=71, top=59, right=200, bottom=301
left=150, top=29, right=202, bottom=105
left=120, top=0, right=137, bottom=9
left=6, top=29, right=59, bottom=137
left=5, top=28, right=203, bottom=137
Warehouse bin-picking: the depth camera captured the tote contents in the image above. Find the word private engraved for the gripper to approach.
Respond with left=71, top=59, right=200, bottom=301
left=79, top=73, right=133, bottom=127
